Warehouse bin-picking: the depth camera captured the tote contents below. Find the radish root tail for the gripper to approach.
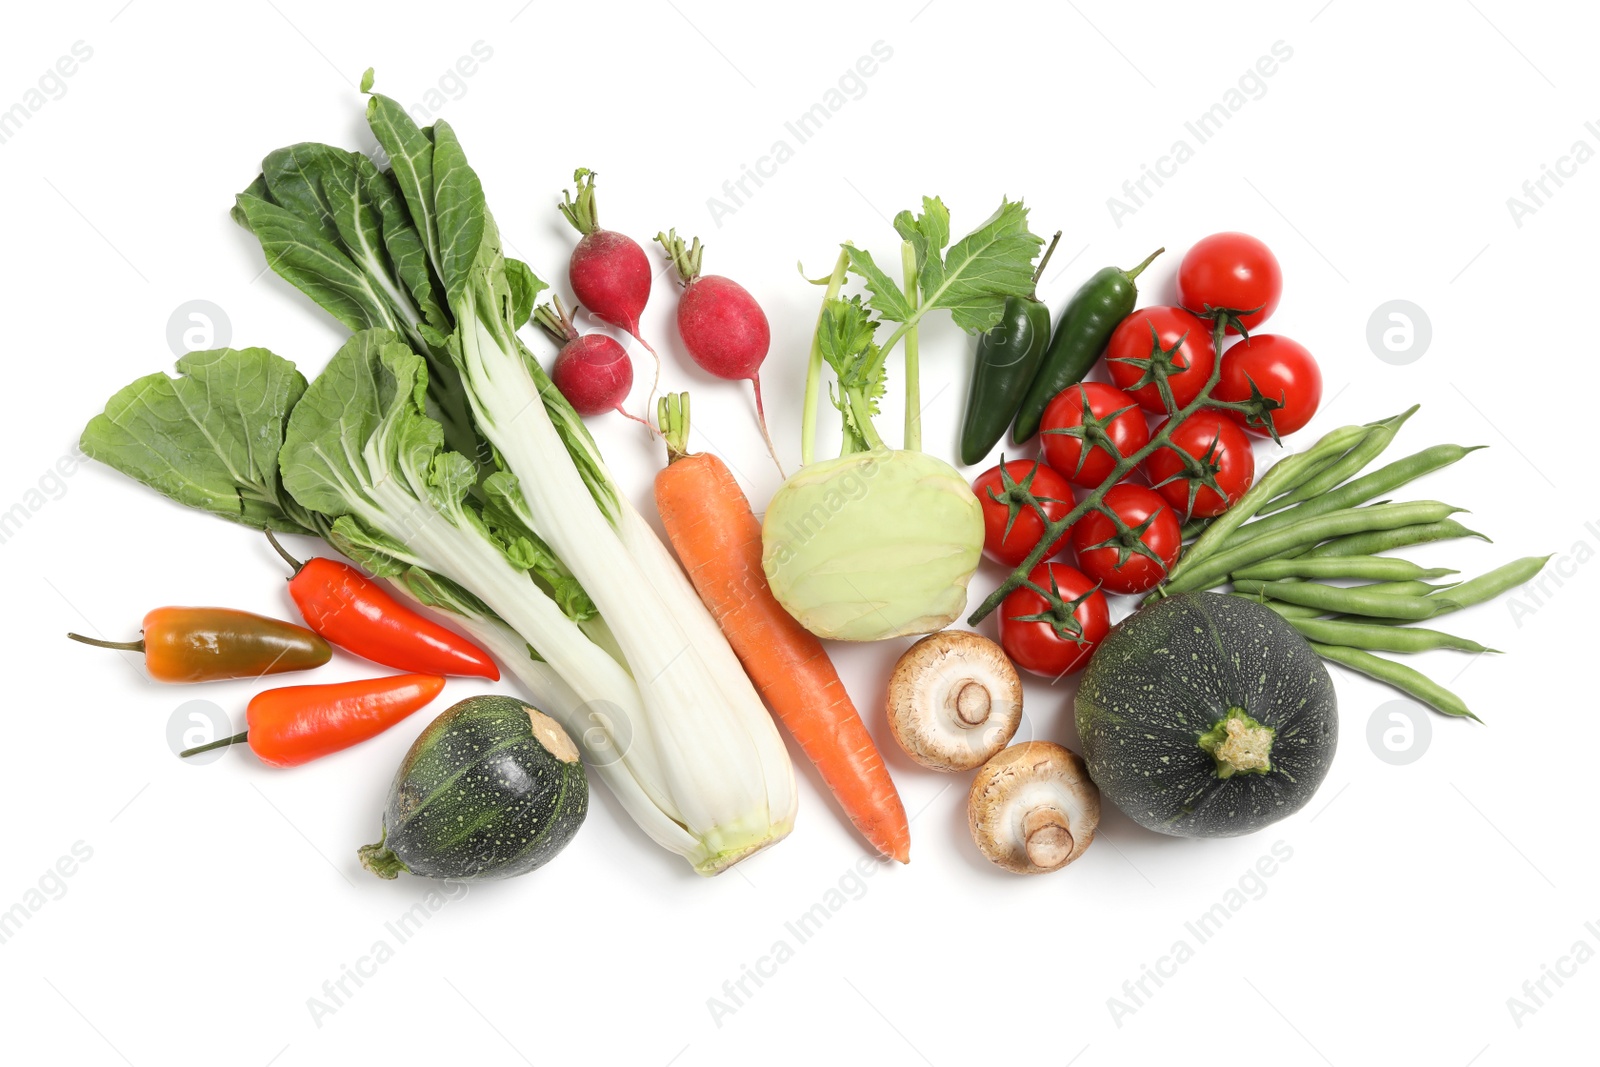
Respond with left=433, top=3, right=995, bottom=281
left=751, top=374, right=785, bottom=478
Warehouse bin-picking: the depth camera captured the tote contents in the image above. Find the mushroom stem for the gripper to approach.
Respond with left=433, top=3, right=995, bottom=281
left=1022, top=807, right=1074, bottom=870
left=952, top=680, right=991, bottom=727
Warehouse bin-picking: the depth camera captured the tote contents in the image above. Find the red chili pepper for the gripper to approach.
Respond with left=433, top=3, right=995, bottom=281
left=67, top=606, right=331, bottom=683
left=181, top=673, right=446, bottom=767
left=266, top=531, right=499, bottom=681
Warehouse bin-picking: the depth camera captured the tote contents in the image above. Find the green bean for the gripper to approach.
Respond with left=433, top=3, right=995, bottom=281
left=1164, top=501, right=1464, bottom=595
left=1299, top=519, right=1489, bottom=559
left=1291, top=617, right=1498, bottom=654
left=1358, top=579, right=1458, bottom=597
left=1234, top=444, right=1485, bottom=547
left=1336, top=560, right=1547, bottom=627
left=1308, top=641, right=1481, bottom=721
left=1233, top=556, right=1457, bottom=583
left=1232, top=578, right=1458, bottom=620
left=1229, top=591, right=1328, bottom=620
left=1422, top=556, right=1552, bottom=615
left=1169, top=420, right=1372, bottom=585
left=1257, top=404, right=1419, bottom=516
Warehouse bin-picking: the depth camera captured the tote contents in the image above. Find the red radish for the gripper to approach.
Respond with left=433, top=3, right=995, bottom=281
left=535, top=294, right=648, bottom=428
left=655, top=228, right=781, bottom=475
left=558, top=168, right=659, bottom=397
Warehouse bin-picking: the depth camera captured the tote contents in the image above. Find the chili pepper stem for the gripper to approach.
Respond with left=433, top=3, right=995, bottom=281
left=181, top=730, right=249, bottom=758
left=66, top=633, right=144, bottom=652
left=1125, top=247, right=1165, bottom=281
left=264, top=528, right=306, bottom=576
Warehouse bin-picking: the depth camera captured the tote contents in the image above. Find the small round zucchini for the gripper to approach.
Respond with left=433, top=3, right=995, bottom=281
left=359, top=695, right=588, bottom=881
left=1075, top=592, right=1338, bottom=838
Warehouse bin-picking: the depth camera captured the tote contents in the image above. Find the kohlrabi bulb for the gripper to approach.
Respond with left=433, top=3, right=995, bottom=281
left=761, top=449, right=984, bottom=641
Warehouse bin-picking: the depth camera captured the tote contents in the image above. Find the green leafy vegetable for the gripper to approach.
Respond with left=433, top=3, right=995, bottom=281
left=80, top=347, right=322, bottom=536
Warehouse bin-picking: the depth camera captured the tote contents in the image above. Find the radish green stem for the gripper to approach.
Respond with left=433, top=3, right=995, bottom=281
left=802, top=251, right=851, bottom=467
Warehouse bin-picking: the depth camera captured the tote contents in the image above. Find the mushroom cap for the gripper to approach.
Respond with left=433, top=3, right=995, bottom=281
left=886, top=630, right=1023, bottom=772
left=968, top=741, right=1100, bottom=874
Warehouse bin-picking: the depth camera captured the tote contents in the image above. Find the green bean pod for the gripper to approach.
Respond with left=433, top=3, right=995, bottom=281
left=1235, top=444, right=1485, bottom=547
left=1290, top=617, right=1497, bottom=654
left=1309, top=641, right=1481, bottom=721
left=1257, top=405, right=1418, bottom=516
left=1421, top=555, right=1552, bottom=615
left=1233, top=556, right=1457, bottom=583
left=1299, top=519, right=1490, bottom=559
left=1168, top=420, right=1371, bottom=586
left=1232, top=578, right=1457, bottom=620
left=1164, top=501, right=1465, bottom=595
left=1357, top=579, right=1458, bottom=597
left=1229, top=592, right=1326, bottom=620
left=1012, top=248, right=1162, bottom=442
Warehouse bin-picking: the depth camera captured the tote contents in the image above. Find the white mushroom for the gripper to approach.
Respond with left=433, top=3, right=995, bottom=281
left=886, top=630, right=1022, bottom=771
left=968, top=741, right=1100, bottom=874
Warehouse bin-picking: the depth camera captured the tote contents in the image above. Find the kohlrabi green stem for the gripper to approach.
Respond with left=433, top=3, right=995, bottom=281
left=846, top=386, right=885, bottom=451
left=968, top=316, right=1233, bottom=625
left=901, top=240, right=922, bottom=452
left=802, top=250, right=852, bottom=467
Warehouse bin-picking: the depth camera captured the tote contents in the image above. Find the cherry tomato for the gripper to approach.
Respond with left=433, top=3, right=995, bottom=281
left=998, top=563, right=1110, bottom=678
left=1176, top=232, right=1283, bottom=334
left=1143, top=413, right=1256, bottom=519
left=1104, top=307, right=1218, bottom=414
left=1039, top=382, right=1150, bottom=488
left=972, top=460, right=1077, bottom=567
left=1070, top=484, right=1181, bottom=595
left=1214, top=334, right=1323, bottom=438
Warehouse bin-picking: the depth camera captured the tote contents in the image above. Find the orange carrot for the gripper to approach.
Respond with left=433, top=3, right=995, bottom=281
left=653, top=394, right=910, bottom=862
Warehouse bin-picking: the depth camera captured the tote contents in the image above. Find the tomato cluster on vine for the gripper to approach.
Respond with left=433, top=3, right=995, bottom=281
left=970, top=232, right=1325, bottom=673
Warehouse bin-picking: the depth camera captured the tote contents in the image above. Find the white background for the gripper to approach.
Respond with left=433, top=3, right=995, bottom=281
left=2, top=2, right=1596, bottom=1064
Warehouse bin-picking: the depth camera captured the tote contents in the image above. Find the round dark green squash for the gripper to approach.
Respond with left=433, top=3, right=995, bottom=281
left=359, top=695, right=588, bottom=880
left=1075, top=592, right=1337, bottom=838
